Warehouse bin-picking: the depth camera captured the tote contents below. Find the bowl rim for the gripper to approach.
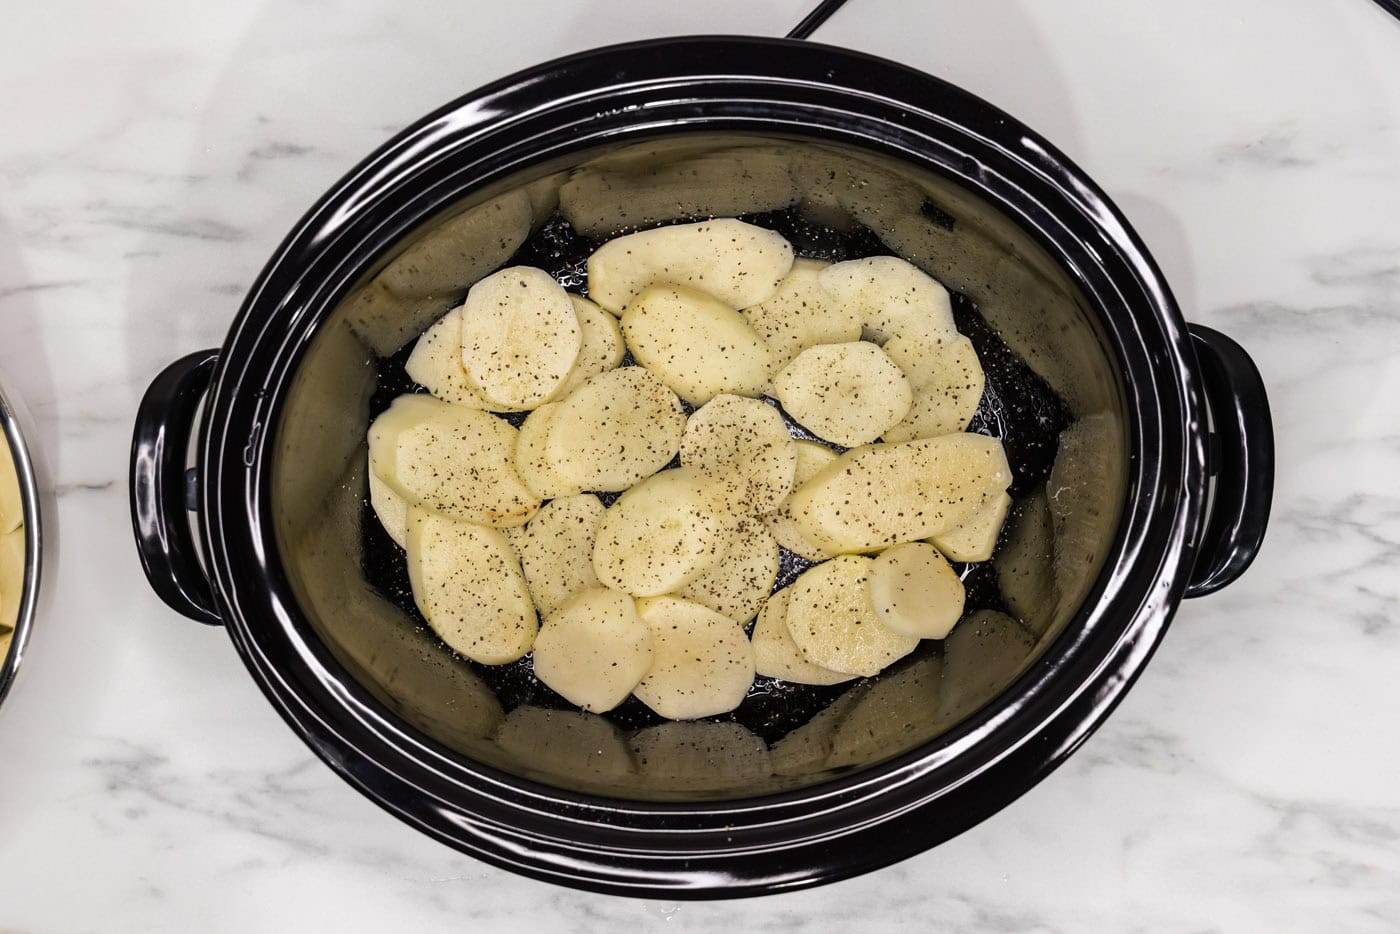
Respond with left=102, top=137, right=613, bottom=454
left=0, top=379, right=44, bottom=713
left=191, top=35, right=1207, bottom=897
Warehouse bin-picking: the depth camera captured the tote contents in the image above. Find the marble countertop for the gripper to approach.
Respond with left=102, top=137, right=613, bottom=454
left=2, top=0, right=1399, bottom=929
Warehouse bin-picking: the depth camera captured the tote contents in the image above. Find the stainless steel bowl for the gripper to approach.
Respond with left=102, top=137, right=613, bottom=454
left=0, top=378, right=43, bottom=712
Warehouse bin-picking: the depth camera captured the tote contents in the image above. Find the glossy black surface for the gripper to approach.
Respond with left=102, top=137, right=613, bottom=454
left=129, top=37, right=1272, bottom=897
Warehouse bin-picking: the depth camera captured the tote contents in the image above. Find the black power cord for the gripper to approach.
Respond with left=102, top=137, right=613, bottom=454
left=787, top=0, right=853, bottom=39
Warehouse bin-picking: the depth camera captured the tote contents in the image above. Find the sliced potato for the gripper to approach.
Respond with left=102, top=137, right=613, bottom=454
left=786, top=555, right=919, bottom=677
left=741, top=258, right=860, bottom=375
left=629, top=721, right=772, bottom=792
left=494, top=706, right=634, bottom=781
left=680, top=394, right=796, bottom=514
left=785, top=434, right=1013, bottom=554
left=368, top=470, right=409, bottom=548
left=770, top=688, right=866, bottom=776
left=938, top=609, right=1035, bottom=726
left=931, top=490, right=1010, bottom=563
left=545, top=367, right=686, bottom=492
left=461, top=265, right=581, bottom=408
left=632, top=596, right=756, bottom=719
left=587, top=218, right=794, bottom=314
left=513, top=402, right=584, bottom=500
left=405, top=508, right=537, bottom=665
left=995, top=487, right=1059, bottom=635
left=868, top=542, right=966, bottom=639
left=556, top=295, right=625, bottom=397
left=0, top=440, right=21, bottom=534
left=773, top=341, right=913, bottom=447
left=368, top=394, right=540, bottom=528
left=751, top=588, right=856, bottom=686
left=592, top=467, right=740, bottom=597
left=621, top=285, right=773, bottom=406
left=762, top=440, right=841, bottom=559
left=818, top=256, right=956, bottom=345
left=679, top=518, right=780, bottom=626
left=515, top=494, right=607, bottom=617
left=881, top=334, right=985, bottom=442
left=826, top=654, right=943, bottom=769
left=405, top=307, right=527, bottom=411
left=531, top=586, right=653, bottom=713
left=1, top=527, right=23, bottom=629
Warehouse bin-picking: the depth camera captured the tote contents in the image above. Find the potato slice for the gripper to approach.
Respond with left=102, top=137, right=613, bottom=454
left=868, top=542, right=966, bottom=639
left=786, top=556, right=919, bottom=677
left=881, top=334, right=985, bottom=442
left=460, top=265, right=581, bottom=408
left=826, top=654, right=944, bottom=769
left=405, top=508, right=537, bottom=665
left=587, top=218, right=794, bottom=314
left=555, top=295, right=625, bottom=397
left=938, top=610, right=1035, bottom=726
left=545, top=367, right=686, bottom=492
left=762, top=440, right=841, bottom=559
left=515, top=494, right=607, bottom=617
left=994, top=487, right=1059, bottom=635
left=531, top=587, right=653, bottom=713
left=931, top=490, right=1010, bottom=563
left=752, top=588, right=856, bottom=686
left=513, top=402, right=584, bottom=500
left=770, top=688, right=866, bottom=776
left=629, top=721, right=772, bottom=792
left=680, top=394, right=796, bottom=514
left=632, top=596, right=756, bottom=719
left=1, top=439, right=21, bottom=534
left=494, top=706, right=634, bottom=781
left=741, top=258, right=861, bottom=375
left=368, top=470, right=409, bottom=548
left=818, top=256, right=956, bottom=345
left=593, top=467, right=740, bottom=597
left=773, top=341, right=913, bottom=447
left=1, top=527, right=23, bottom=629
left=405, top=307, right=525, bottom=412
left=679, top=517, right=780, bottom=625
left=786, top=434, right=1013, bottom=554
left=368, top=394, right=540, bottom=528
left=621, top=285, right=773, bottom=405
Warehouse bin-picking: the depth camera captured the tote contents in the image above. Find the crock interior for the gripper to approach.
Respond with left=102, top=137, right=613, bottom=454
left=271, top=134, right=1127, bottom=801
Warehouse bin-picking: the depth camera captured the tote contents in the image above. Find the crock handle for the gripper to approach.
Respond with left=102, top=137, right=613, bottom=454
left=1184, top=325, right=1274, bottom=598
left=129, top=349, right=223, bottom=625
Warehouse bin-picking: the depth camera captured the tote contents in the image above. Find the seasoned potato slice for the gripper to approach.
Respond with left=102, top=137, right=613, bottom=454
left=406, top=307, right=528, bottom=411
left=515, top=494, right=607, bottom=617
left=741, top=258, right=860, bottom=375
left=868, top=542, right=966, bottom=639
left=629, top=721, right=772, bottom=792
left=818, top=256, right=956, bottom=345
left=405, top=508, right=537, bottom=665
left=786, top=555, right=919, bottom=677
left=786, top=434, right=1012, bottom=554
left=938, top=610, right=1035, bottom=725
left=881, top=334, right=985, bottom=442
left=494, top=706, right=634, bottom=781
left=762, top=439, right=841, bottom=559
left=632, top=596, right=756, bottom=719
left=461, top=266, right=581, bottom=408
left=588, top=218, right=794, bottom=314
left=621, top=285, right=773, bottom=405
left=368, top=470, right=409, bottom=548
left=679, top=517, right=780, bottom=625
left=532, top=587, right=653, bottom=713
left=368, top=394, right=540, bottom=528
left=751, top=588, right=856, bottom=686
left=773, top=341, right=913, bottom=447
left=592, top=467, right=741, bottom=597
left=556, top=295, right=625, bottom=397
left=513, top=402, right=582, bottom=500
left=546, top=367, right=686, bottom=492
left=931, top=489, right=1010, bottom=563
left=826, top=654, right=944, bottom=769
left=680, top=394, right=796, bottom=514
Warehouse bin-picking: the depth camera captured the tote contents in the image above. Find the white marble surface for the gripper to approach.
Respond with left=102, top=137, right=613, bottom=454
left=2, top=0, right=1399, bottom=929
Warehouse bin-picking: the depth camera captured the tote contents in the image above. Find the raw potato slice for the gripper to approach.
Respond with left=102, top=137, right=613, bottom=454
left=494, top=706, right=634, bottom=781
left=881, top=334, right=985, bottom=442
left=621, top=286, right=773, bottom=405
left=741, top=258, right=861, bottom=375
left=819, top=256, right=956, bottom=345
left=531, top=587, right=653, bottom=712
left=773, top=342, right=913, bottom=447
left=752, top=588, right=856, bottom=686
left=632, top=597, right=756, bottom=719
left=679, top=518, right=780, bottom=625
left=587, top=218, right=795, bottom=314
left=868, top=542, right=966, bottom=639
left=368, top=471, right=409, bottom=548
left=556, top=296, right=625, bottom=397
left=368, top=394, right=540, bottom=528
left=515, top=495, right=607, bottom=617
left=546, top=367, right=686, bottom=492
left=770, top=688, right=866, bottom=776
left=995, top=487, right=1059, bottom=635
left=1, top=527, right=23, bottom=629
left=786, top=434, right=1013, bottom=554
left=629, top=721, right=772, bottom=792
left=938, top=610, right=1035, bottom=725
left=461, top=265, right=581, bottom=408
left=405, top=508, right=537, bottom=665
left=405, top=307, right=527, bottom=411
left=826, top=654, right=944, bottom=769
left=680, top=394, right=796, bottom=514
left=786, top=556, right=919, bottom=677
left=514, top=403, right=583, bottom=500
left=592, top=468, right=740, bottom=597
left=931, top=490, right=1011, bottom=563
left=762, top=440, right=841, bottom=559
left=1, top=440, right=21, bottom=534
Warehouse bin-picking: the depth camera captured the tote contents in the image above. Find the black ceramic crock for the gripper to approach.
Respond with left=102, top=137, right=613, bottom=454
left=128, top=37, right=1273, bottom=897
